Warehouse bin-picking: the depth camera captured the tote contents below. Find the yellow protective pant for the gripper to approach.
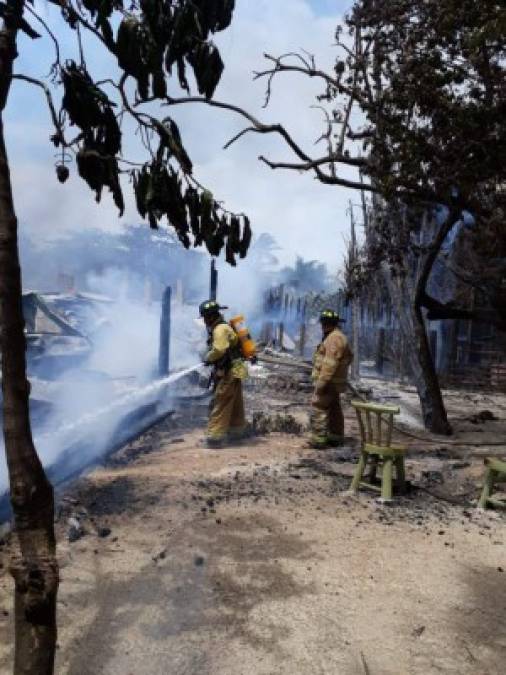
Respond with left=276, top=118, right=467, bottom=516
left=310, top=385, right=344, bottom=443
left=207, top=371, right=246, bottom=440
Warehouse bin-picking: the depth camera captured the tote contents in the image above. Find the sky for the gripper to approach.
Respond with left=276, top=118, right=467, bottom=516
left=6, top=0, right=358, bottom=274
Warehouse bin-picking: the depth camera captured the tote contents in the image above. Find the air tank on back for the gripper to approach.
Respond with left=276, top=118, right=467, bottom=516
left=229, top=315, right=257, bottom=361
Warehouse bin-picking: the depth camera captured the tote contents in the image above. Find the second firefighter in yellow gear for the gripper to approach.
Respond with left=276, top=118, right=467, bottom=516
left=310, top=309, right=353, bottom=448
left=199, top=300, right=248, bottom=448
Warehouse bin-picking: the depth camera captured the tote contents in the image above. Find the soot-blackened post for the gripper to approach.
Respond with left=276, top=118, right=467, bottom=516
left=159, top=286, right=171, bottom=376
left=210, top=259, right=218, bottom=301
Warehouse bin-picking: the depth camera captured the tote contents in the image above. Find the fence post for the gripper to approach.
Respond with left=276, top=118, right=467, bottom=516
left=299, top=323, right=306, bottom=357
left=351, top=298, right=360, bottom=380
left=159, top=286, right=171, bottom=376
left=262, top=321, right=273, bottom=345
left=376, top=327, right=385, bottom=375
left=279, top=322, right=284, bottom=350
left=209, top=259, right=218, bottom=301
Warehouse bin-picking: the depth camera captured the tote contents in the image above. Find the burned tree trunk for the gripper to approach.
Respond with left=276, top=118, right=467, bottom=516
left=0, top=6, right=58, bottom=672
left=385, top=264, right=452, bottom=435
left=373, top=206, right=462, bottom=435
left=411, top=301, right=452, bottom=435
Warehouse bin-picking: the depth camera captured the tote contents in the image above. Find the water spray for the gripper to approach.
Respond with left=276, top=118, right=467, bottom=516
left=35, top=364, right=203, bottom=447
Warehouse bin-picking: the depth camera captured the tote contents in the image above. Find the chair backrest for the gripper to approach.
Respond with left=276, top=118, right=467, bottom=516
left=351, top=400, right=400, bottom=448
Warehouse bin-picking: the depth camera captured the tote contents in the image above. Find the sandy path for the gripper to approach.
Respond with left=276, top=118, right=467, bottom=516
left=1, top=420, right=504, bottom=674
left=0, top=380, right=505, bottom=675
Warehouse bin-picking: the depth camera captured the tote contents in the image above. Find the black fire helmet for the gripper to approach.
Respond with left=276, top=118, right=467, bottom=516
left=319, top=309, right=342, bottom=325
left=199, top=300, right=228, bottom=317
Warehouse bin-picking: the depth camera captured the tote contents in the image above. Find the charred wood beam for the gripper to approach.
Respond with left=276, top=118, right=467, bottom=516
left=159, top=286, right=171, bottom=376
left=347, top=129, right=374, bottom=140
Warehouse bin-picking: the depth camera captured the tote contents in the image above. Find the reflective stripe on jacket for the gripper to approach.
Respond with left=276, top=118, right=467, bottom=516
left=206, top=322, right=248, bottom=380
left=312, top=328, right=353, bottom=391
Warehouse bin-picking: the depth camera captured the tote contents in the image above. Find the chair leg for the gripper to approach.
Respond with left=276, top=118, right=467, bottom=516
left=368, top=456, right=379, bottom=483
left=350, top=451, right=367, bottom=493
left=477, top=468, right=496, bottom=509
left=395, top=456, right=406, bottom=494
left=380, top=458, right=393, bottom=502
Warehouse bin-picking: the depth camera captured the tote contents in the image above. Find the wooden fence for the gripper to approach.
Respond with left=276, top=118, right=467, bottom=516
left=361, top=324, right=506, bottom=392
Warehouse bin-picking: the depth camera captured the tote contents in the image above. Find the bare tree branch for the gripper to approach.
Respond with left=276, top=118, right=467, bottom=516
left=347, top=129, right=374, bottom=140
left=117, top=74, right=154, bottom=130
left=223, top=126, right=256, bottom=150
left=73, top=6, right=111, bottom=51
left=25, top=4, right=61, bottom=71
left=311, top=105, right=333, bottom=146
left=255, top=52, right=340, bottom=90
left=311, top=104, right=336, bottom=177
left=12, top=73, right=63, bottom=142
left=76, top=22, right=86, bottom=67
left=159, top=93, right=442, bottom=198
left=336, top=29, right=361, bottom=153
left=260, top=153, right=366, bottom=171
left=258, top=154, right=375, bottom=191
left=254, top=52, right=311, bottom=107
left=162, top=93, right=366, bottom=166
left=253, top=52, right=370, bottom=108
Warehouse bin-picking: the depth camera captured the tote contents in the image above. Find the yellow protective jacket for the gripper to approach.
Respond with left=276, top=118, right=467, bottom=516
left=312, top=328, right=353, bottom=392
left=206, top=320, right=248, bottom=380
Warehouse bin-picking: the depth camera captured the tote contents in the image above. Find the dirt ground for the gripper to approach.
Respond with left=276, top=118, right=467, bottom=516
left=0, top=370, right=505, bottom=675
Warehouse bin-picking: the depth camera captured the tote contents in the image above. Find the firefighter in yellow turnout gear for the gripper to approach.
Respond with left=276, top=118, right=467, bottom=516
left=200, top=300, right=248, bottom=448
left=310, top=309, right=353, bottom=448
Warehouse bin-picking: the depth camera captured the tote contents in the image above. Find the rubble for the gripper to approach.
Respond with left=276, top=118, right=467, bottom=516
left=252, top=411, right=305, bottom=435
left=97, top=527, right=112, bottom=538
left=152, top=548, right=167, bottom=562
left=421, top=470, right=445, bottom=485
left=468, top=410, right=498, bottom=424
left=2, top=341, right=504, bottom=675
left=67, top=516, right=86, bottom=543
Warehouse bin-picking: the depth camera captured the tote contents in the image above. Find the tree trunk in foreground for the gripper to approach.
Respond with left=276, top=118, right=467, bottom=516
left=411, top=300, right=452, bottom=435
left=0, top=114, right=58, bottom=673
left=385, top=264, right=452, bottom=435
left=0, top=3, right=59, bottom=670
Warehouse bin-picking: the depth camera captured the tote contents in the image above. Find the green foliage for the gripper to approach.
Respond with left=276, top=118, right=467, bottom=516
left=186, top=41, right=224, bottom=99
left=130, top=157, right=251, bottom=261
left=114, top=0, right=233, bottom=100
left=77, top=148, right=124, bottom=214
left=349, top=0, right=505, bottom=213
left=341, top=0, right=505, bottom=321
left=47, top=0, right=250, bottom=265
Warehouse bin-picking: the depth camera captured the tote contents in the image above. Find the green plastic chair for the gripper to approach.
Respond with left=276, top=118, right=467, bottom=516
left=477, top=457, right=506, bottom=510
left=349, top=400, right=407, bottom=502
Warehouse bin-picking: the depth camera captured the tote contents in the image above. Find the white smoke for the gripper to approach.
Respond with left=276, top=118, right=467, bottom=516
left=0, top=266, right=206, bottom=495
left=0, top=228, right=312, bottom=499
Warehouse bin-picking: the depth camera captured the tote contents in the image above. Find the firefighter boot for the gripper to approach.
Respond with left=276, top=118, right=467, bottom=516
left=327, top=433, right=345, bottom=447
left=307, top=435, right=330, bottom=449
left=203, top=436, right=225, bottom=449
